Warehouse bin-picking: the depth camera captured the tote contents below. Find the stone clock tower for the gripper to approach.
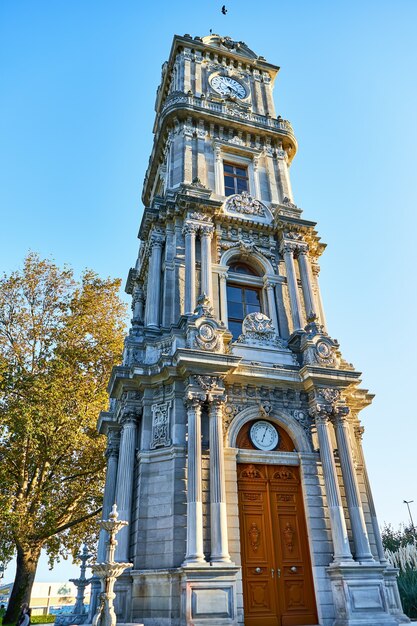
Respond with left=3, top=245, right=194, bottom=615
left=91, top=34, right=408, bottom=626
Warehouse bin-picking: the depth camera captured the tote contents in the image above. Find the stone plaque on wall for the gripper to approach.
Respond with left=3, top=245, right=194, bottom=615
left=150, top=400, right=172, bottom=449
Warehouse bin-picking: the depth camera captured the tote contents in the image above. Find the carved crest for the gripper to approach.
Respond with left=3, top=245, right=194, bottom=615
left=225, top=191, right=266, bottom=217
left=236, top=312, right=284, bottom=347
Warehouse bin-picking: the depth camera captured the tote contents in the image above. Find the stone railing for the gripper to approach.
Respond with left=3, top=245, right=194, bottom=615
left=159, top=91, right=295, bottom=136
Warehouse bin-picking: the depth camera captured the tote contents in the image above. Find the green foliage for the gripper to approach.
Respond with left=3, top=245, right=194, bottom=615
left=381, top=523, right=416, bottom=553
left=0, top=253, right=127, bottom=619
left=397, top=568, right=417, bottom=618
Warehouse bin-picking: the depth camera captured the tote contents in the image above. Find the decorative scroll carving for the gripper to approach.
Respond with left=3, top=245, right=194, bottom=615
left=273, top=468, right=295, bottom=480
left=225, top=191, right=267, bottom=217
left=283, top=522, right=295, bottom=552
left=248, top=523, right=261, bottom=552
left=150, top=401, right=172, bottom=449
left=239, top=464, right=263, bottom=479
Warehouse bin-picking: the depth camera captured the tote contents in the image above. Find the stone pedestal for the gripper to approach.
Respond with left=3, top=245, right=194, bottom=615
left=327, top=564, right=400, bottom=626
left=180, top=566, right=240, bottom=626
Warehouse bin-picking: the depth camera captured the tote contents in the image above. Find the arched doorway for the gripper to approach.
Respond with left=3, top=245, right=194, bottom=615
left=236, top=420, right=318, bottom=626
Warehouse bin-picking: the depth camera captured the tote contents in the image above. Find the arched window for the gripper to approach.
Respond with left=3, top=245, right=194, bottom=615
left=226, top=262, right=263, bottom=340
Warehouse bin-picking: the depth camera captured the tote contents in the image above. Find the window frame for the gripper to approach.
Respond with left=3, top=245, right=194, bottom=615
left=226, top=267, right=266, bottom=341
left=223, top=162, right=249, bottom=197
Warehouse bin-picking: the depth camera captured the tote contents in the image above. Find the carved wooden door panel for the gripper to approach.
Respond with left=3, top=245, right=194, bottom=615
left=268, top=465, right=318, bottom=626
left=238, top=463, right=317, bottom=626
left=238, top=464, right=279, bottom=626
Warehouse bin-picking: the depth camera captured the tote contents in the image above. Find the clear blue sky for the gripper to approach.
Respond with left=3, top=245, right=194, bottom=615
left=1, top=0, right=417, bottom=583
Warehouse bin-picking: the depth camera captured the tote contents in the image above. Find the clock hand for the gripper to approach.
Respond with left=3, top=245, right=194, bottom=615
left=261, top=426, right=267, bottom=442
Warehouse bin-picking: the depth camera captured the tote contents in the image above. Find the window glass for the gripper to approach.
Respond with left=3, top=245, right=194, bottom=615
left=229, top=262, right=258, bottom=276
left=223, top=162, right=248, bottom=196
left=227, top=283, right=262, bottom=340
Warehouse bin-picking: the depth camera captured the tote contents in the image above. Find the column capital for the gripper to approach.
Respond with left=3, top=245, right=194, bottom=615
left=332, top=405, right=351, bottom=426
left=200, top=224, right=214, bottom=238
left=280, top=241, right=298, bottom=255
left=120, top=407, right=141, bottom=426
left=184, top=394, right=205, bottom=409
left=182, top=222, right=198, bottom=237
left=149, top=234, right=165, bottom=250
left=309, top=388, right=342, bottom=423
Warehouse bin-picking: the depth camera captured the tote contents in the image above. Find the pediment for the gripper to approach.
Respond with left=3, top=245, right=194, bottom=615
left=223, top=192, right=273, bottom=224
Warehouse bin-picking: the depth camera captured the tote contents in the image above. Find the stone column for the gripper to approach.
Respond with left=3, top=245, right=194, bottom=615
left=262, top=73, right=275, bottom=117
left=264, top=278, right=280, bottom=336
left=214, top=145, right=223, bottom=195
left=219, top=271, right=228, bottom=325
left=355, top=425, right=387, bottom=564
left=297, top=246, right=318, bottom=323
left=183, top=223, right=197, bottom=315
left=162, top=222, right=175, bottom=327
left=183, top=118, right=193, bottom=185
left=194, top=51, right=203, bottom=97
left=281, top=242, right=303, bottom=331
left=264, top=149, right=280, bottom=204
left=97, top=427, right=120, bottom=562
left=114, top=410, right=138, bottom=562
left=145, top=234, right=164, bottom=328
left=182, top=48, right=192, bottom=92
left=276, top=150, right=294, bottom=203
left=196, top=121, right=207, bottom=186
left=132, top=284, right=144, bottom=325
left=253, top=156, right=261, bottom=199
left=333, top=411, right=374, bottom=562
left=200, top=225, right=214, bottom=303
left=314, top=411, right=353, bottom=563
left=209, top=399, right=231, bottom=564
left=312, top=262, right=328, bottom=331
left=184, top=397, right=205, bottom=564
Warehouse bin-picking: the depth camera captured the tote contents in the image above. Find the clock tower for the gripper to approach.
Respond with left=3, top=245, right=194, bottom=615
left=92, top=34, right=408, bottom=626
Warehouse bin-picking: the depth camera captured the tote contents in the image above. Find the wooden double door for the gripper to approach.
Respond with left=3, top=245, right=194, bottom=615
left=238, top=463, right=318, bottom=626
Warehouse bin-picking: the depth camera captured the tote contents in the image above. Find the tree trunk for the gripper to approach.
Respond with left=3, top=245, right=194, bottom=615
left=4, top=544, right=42, bottom=625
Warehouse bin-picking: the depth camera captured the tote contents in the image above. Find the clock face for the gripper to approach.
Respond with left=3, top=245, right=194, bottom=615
left=210, top=75, right=246, bottom=99
left=250, top=421, right=279, bottom=451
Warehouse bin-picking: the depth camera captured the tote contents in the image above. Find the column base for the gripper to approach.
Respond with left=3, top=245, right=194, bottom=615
left=327, top=563, right=405, bottom=625
left=180, top=565, right=240, bottom=626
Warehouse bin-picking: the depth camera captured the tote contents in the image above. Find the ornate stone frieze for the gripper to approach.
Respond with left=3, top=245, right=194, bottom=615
left=150, top=400, right=172, bottom=449
left=225, top=191, right=267, bottom=217
left=193, top=375, right=225, bottom=392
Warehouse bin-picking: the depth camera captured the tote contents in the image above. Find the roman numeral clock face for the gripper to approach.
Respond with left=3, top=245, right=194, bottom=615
left=210, top=75, right=246, bottom=99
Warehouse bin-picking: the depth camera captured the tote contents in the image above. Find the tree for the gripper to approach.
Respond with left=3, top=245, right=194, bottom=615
left=381, top=523, right=417, bottom=553
left=0, top=254, right=126, bottom=623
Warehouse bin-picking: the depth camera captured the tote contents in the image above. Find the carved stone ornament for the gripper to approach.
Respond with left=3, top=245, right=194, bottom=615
left=282, top=196, right=298, bottom=209
left=236, top=312, right=284, bottom=347
left=225, top=190, right=266, bottom=218
left=150, top=401, right=172, bottom=449
left=194, top=293, right=215, bottom=319
left=195, top=321, right=220, bottom=351
left=193, top=375, right=224, bottom=392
